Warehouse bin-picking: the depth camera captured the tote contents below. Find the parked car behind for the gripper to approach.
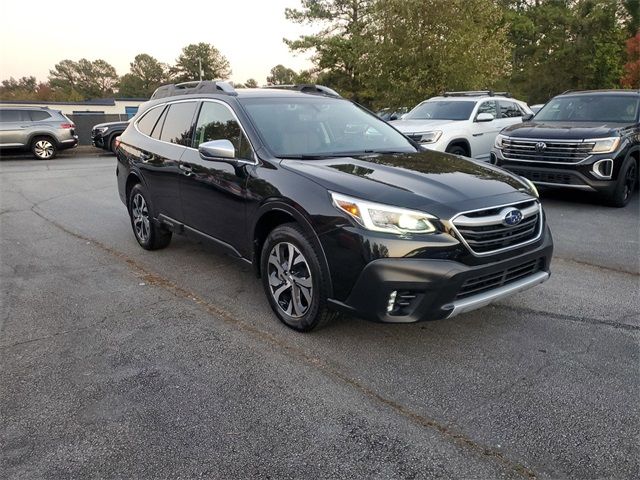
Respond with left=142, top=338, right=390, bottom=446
left=530, top=104, right=545, bottom=114
left=0, top=107, right=78, bottom=159
left=116, top=81, right=552, bottom=332
left=376, top=107, right=409, bottom=121
left=391, top=91, right=532, bottom=162
left=91, top=120, right=129, bottom=153
left=492, top=89, right=639, bottom=207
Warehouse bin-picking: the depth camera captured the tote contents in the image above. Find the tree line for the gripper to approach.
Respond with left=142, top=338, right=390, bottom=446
left=1, top=1, right=638, bottom=108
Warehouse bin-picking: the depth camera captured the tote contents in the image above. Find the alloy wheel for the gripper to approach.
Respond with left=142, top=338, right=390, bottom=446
left=34, top=140, right=54, bottom=159
left=131, top=193, right=150, bottom=242
left=267, top=242, right=313, bottom=318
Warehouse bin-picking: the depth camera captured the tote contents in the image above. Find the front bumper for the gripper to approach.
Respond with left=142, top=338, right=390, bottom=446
left=91, top=133, right=106, bottom=149
left=328, top=225, right=553, bottom=323
left=491, top=147, right=622, bottom=194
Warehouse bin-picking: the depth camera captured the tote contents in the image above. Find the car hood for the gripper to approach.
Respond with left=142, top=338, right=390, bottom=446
left=501, top=121, right=632, bottom=140
left=93, top=121, right=129, bottom=129
left=390, top=119, right=460, bottom=133
left=281, top=151, right=534, bottom=219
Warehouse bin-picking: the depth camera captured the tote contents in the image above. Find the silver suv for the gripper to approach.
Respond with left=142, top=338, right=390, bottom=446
left=0, top=107, right=78, bottom=159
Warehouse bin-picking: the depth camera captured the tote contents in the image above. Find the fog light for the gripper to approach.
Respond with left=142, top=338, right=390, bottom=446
left=592, top=159, right=613, bottom=180
left=386, top=291, right=397, bottom=313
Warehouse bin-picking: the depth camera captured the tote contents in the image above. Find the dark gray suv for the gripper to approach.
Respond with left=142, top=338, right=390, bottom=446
left=0, top=107, right=78, bottom=159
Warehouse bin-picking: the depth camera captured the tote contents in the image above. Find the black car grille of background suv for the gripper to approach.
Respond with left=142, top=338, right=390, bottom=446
left=502, top=139, right=595, bottom=163
left=451, top=200, right=542, bottom=255
left=507, top=168, right=584, bottom=186
left=455, top=258, right=545, bottom=300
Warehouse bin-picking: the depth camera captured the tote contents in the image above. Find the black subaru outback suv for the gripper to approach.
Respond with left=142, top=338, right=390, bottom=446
left=116, top=81, right=553, bottom=331
left=492, top=90, right=639, bottom=207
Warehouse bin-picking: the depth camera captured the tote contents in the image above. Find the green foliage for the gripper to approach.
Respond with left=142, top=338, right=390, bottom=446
left=503, top=0, right=626, bottom=103
left=285, top=0, right=375, bottom=102
left=267, top=64, right=298, bottom=85
left=366, top=0, right=511, bottom=109
left=48, top=58, right=118, bottom=100
left=171, top=43, right=231, bottom=82
left=118, top=54, right=169, bottom=98
left=244, top=78, right=259, bottom=88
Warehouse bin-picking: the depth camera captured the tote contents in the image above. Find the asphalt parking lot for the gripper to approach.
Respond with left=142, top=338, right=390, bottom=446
left=1, top=152, right=639, bottom=479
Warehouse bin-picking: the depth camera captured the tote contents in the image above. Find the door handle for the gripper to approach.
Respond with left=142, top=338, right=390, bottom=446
left=472, top=133, right=483, bottom=137
left=179, top=164, right=193, bottom=176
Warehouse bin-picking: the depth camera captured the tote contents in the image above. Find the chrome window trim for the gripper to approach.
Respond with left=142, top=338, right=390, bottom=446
left=445, top=200, right=544, bottom=257
left=133, top=99, right=259, bottom=166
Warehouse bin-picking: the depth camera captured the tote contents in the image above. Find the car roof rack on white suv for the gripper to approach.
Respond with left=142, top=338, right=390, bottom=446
left=263, top=84, right=342, bottom=98
left=443, top=90, right=512, bottom=98
left=151, top=80, right=237, bottom=100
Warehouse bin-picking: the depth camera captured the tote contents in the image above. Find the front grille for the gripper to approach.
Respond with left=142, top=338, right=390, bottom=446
left=502, top=139, right=594, bottom=163
left=452, top=200, right=542, bottom=255
left=456, top=258, right=545, bottom=300
left=508, top=168, right=584, bottom=186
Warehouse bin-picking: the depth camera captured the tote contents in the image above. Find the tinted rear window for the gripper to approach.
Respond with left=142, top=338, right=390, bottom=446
left=137, top=106, right=165, bottom=136
left=29, top=110, right=51, bottom=121
left=159, top=102, right=197, bottom=146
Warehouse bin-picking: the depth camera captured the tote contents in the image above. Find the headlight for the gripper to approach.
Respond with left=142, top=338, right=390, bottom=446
left=590, top=137, right=620, bottom=154
left=494, top=133, right=508, bottom=149
left=96, top=127, right=109, bottom=133
left=330, top=192, right=437, bottom=235
left=519, top=176, right=539, bottom=198
left=413, top=131, right=442, bottom=144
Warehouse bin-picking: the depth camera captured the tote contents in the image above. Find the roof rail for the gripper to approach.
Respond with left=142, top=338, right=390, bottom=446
left=443, top=90, right=512, bottom=98
left=263, top=84, right=341, bottom=98
left=150, top=80, right=237, bottom=100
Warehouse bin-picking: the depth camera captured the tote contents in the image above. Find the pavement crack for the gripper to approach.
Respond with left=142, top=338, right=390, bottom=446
left=28, top=206, right=539, bottom=479
left=553, top=256, right=639, bottom=277
left=495, top=304, right=640, bottom=332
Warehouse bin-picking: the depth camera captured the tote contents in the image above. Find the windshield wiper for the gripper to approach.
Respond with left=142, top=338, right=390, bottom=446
left=278, top=154, right=337, bottom=160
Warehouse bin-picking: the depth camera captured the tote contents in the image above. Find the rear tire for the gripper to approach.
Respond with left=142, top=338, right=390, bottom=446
left=110, top=136, right=118, bottom=154
left=127, top=183, right=172, bottom=250
left=446, top=144, right=468, bottom=157
left=31, top=136, right=57, bottom=160
left=604, top=157, right=637, bottom=208
left=260, top=223, right=337, bottom=332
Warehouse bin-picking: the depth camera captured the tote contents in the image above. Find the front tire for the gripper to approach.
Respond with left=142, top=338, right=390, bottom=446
left=260, top=223, right=337, bottom=332
left=605, top=157, right=637, bottom=208
left=31, top=136, right=57, bottom=160
left=446, top=144, right=468, bottom=157
left=127, top=184, right=172, bottom=250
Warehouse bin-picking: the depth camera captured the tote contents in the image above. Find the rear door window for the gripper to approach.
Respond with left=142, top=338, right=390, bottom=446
left=159, top=102, right=197, bottom=146
left=0, top=110, right=27, bottom=122
left=137, top=106, right=165, bottom=136
left=499, top=101, right=523, bottom=118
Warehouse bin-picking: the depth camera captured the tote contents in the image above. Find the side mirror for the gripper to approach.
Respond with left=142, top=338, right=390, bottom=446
left=199, top=139, right=235, bottom=160
left=522, top=113, right=534, bottom=122
left=389, top=114, right=398, bottom=121
left=476, top=112, right=494, bottom=122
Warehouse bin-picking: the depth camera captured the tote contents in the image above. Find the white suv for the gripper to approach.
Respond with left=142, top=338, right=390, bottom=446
left=390, top=91, right=532, bottom=161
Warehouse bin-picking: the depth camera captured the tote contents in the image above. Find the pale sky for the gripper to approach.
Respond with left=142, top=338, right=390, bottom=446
left=0, top=0, right=315, bottom=86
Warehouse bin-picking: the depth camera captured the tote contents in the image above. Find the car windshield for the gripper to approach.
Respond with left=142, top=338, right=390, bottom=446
left=403, top=101, right=475, bottom=121
left=535, top=94, right=639, bottom=123
left=239, top=96, right=416, bottom=158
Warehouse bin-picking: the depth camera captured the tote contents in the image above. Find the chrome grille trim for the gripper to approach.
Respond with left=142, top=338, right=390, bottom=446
left=448, top=200, right=543, bottom=257
left=502, top=138, right=595, bottom=164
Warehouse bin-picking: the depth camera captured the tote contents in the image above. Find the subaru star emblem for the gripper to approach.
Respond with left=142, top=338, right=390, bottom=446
left=503, top=208, right=523, bottom=226
left=535, top=141, right=547, bottom=152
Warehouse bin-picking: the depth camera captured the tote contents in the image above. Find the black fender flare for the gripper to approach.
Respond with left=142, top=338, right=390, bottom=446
left=251, top=199, right=333, bottom=298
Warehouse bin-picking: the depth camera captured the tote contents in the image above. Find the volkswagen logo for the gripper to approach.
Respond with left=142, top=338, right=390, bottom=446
left=503, top=208, right=523, bottom=226
left=535, top=141, right=547, bottom=152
